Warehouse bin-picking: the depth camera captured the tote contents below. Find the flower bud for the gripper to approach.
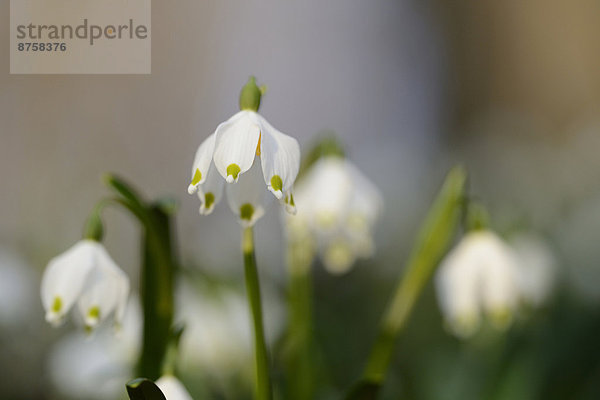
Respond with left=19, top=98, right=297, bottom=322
left=239, top=76, right=264, bottom=112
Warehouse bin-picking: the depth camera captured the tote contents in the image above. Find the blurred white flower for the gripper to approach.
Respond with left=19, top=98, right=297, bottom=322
left=510, top=234, right=558, bottom=307
left=187, top=78, right=300, bottom=226
left=41, top=240, right=129, bottom=331
left=48, top=297, right=141, bottom=400
left=156, top=375, right=193, bottom=400
left=435, top=230, right=520, bottom=338
left=176, top=281, right=284, bottom=384
left=286, top=156, right=383, bottom=274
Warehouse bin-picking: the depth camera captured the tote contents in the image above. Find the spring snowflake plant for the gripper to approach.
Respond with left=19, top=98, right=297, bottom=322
left=188, top=76, right=300, bottom=225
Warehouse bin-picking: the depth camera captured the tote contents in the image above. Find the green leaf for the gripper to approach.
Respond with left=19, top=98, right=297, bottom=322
left=351, top=166, right=467, bottom=398
left=126, top=378, right=167, bottom=400
left=103, top=173, right=146, bottom=210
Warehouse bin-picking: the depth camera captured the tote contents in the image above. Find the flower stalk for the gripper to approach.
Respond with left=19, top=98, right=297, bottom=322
left=242, top=227, right=273, bottom=400
left=285, top=239, right=316, bottom=400
left=104, top=174, right=177, bottom=381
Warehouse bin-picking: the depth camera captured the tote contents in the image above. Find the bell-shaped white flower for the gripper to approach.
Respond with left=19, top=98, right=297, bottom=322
left=156, top=375, right=193, bottom=400
left=285, top=156, right=383, bottom=274
left=435, top=230, right=520, bottom=338
left=41, top=240, right=129, bottom=331
left=188, top=77, right=300, bottom=226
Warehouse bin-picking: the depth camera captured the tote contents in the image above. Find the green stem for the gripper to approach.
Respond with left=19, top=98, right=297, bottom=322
left=347, top=167, right=467, bottom=399
left=286, top=240, right=316, bottom=400
left=103, top=175, right=176, bottom=381
left=137, top=204, right=176, bottom=380
left=242, top=227, right=273, bottom=400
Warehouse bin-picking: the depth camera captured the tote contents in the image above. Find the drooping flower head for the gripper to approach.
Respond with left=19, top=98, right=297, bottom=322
left=285, top=148, right=383, bottom=274
left=41, top=239, right=129, bottom=332
left=188, top=77, right=300, bottom=227
left=435, top=230, right=520, bottom=338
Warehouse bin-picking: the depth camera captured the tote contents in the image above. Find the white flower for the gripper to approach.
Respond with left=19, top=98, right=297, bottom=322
left=435, top=230, right=520, bottom=338
left=187, top=78, right=300, bottom=226
left=176, top=281, right=284, bottom=390
left=41, top=240, right=130, bottom=331
left=286, top=156, right=383, bottom=274
left=156, top=375, right=193, bottom=400
left=510, top=234, right=557, bottom=307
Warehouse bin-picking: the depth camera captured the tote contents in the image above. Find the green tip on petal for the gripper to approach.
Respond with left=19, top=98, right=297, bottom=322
left=270, top=175, right=283, bottom=192
left=191, top=169, right=202, bottom=186
left=227, top=164, right=241, bottom=182
left=240, top=203, right=255, bottom=221
left=239, top=76, right=263, bottom=112
left=51, top=296, right=63, bottom=313
left=204, top=192, right=215, bottom=210
left=87, top=306, right=101, bottom=320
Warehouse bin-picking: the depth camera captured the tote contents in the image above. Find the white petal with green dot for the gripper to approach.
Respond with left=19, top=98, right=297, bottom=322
left=213, top=110, right=261, bottom=183
left=196, top=164, right=224, bottom=215
left=226, top=157, right=270, bottom=227
left=76, top=244, right=129, bottom=330
left=188, top=132, right=217, bottom=194
left=257, top=114, right=300, bottom=198
left=41, top=240, right=98, bottom=326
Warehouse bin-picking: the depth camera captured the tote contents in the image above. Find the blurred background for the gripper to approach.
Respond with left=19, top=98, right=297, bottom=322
left=1, top=0, right=600, bottom=399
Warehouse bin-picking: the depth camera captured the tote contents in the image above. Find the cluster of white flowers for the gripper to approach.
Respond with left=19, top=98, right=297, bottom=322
left=41, top=240, right=129, bottom=332
left=286, top=156, right=383, bottom=274
left=435, top=230, right=556, bottom=338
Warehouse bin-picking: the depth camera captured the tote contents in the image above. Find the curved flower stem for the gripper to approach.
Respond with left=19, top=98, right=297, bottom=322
left=242, top=227, right=273, bottom=400
left=285, top=241, right=316, bottom=400
left=103, top=174, right=176, bottom=381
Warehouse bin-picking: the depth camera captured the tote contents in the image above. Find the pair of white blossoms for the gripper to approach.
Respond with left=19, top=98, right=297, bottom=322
left=435, top=230, right=556, bottom=338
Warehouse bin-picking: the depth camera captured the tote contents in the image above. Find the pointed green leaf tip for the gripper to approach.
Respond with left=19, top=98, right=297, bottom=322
left=227, top=164, right=241, bottom=181
left=270, top=175, right=283, bottom=192
left=239, top=76, right=263, bottom=112
left=126, top=378, right=167, bottom=400
left=191, top=169, right=202, bottom=186
left=240, top=203, right=255, bottom=221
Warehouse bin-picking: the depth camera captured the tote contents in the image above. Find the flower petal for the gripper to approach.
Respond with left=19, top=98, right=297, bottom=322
left=76, top=244, right=129, bottom=330
left=434, top=236, right=482, bottom=338
left=156, top=375, right=193, bottom=400
left=257, top=115, right=300, bottom=199
left=188, top=133, right=217, bottom=194
left=196, top=164, right=224, bottom=215
left=226, top=157, right=272, bottom=227
left=213, top=111, right=261, bottom=183
left=345, top=159, right=383, bottom=227
left=41, top=240, right=97, bottom=326
left=303, top=157, right=354, bottom=231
